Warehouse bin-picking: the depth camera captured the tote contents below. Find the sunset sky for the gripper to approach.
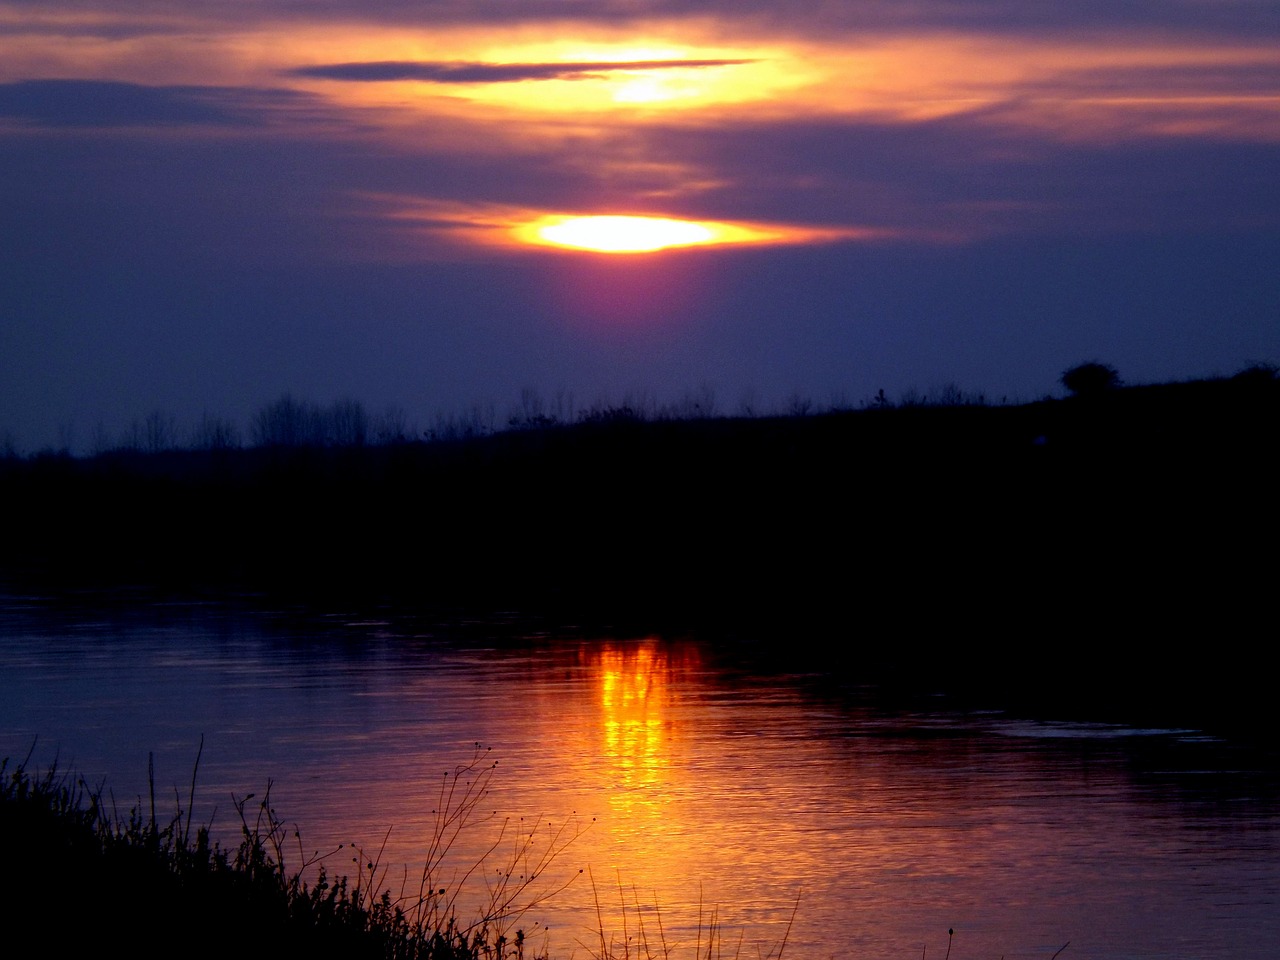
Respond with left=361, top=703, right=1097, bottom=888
left=2, top=1, right=1277, bottom=450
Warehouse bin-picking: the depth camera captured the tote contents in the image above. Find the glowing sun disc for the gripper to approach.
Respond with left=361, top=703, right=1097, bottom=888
left=533, top=215, right=716, bottom=253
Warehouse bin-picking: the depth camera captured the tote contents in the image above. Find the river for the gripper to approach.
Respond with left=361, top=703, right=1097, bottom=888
left=2, top=594, right=1277, bottom=960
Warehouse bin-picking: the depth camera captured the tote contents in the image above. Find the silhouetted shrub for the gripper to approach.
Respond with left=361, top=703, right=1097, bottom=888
left=578, top=404, right=644, bottom=424
left=1061, top=362, right=1121, bottom=396
left=1231, top=361, right=1278, bottom=385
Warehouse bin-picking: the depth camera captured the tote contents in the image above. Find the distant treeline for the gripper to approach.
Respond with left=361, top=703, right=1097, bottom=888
left=6, top=362, right=1275, bottom=461
left=4, top=368, right=1278, bottom=730
left=5, top=378, right=1016, bottom=460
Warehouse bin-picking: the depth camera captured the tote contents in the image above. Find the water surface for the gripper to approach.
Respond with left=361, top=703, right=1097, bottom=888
left=2, top=597, right=1276, bottom=960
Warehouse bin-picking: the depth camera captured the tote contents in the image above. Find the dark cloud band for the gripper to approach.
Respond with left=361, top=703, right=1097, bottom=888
left=0, top=79, right=312, bottom=128
left=289, top=58, right=757, bottom=83
left=0, top=79, right=239, bottom=127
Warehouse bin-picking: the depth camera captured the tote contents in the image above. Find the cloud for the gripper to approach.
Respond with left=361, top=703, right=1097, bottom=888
left=288, top=58, right=758, bottom=84
left=0, top=79, right=309, bottom=128
left=1019, top=59, right=1280, bottom=98
left=602, top=110, right=1280, bottom=236
left=5, top=0, right=1277, bottom=41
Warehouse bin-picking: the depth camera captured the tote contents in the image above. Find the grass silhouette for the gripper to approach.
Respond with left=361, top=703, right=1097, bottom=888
left=585, top=870, right=798, bottom=960
left=0, top=743, right=585, bottom=960
left=0, top=741, right=821, bottom=960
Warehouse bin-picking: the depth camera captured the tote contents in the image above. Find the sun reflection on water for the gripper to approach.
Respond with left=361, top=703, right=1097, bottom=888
left=595, top=641, right=675, bottom=790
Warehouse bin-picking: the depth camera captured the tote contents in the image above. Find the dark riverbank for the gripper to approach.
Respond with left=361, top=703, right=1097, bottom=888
left=0, top=756, right=515, bottom=960
left=3, top=374, right=1276, bottom=732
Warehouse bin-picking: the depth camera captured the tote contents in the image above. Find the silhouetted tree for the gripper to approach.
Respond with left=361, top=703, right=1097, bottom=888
left=190, top=413, right=242, bottom=451
left=1061, top=362, right=1121, bottom=397
left=252, top=394, right=323, bottom=447
left=56, top=420, right=75, bottom=455
left=328, top=398, right=369, bottom=446
left=144, top=409, right=178, bottom=453
left=372, top=404, right=410, bottom=444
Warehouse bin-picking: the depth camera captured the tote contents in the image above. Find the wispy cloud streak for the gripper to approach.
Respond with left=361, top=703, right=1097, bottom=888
left=289, top=59, right=758, bottom=84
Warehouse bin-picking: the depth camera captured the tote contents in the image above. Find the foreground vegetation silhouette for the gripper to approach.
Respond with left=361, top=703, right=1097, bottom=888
left=0, top=746, right=590, bottom=960
left=2, top=745, right=811, bottom=960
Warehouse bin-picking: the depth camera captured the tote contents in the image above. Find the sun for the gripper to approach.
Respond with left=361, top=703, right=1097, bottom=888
left=377, top=198, right=873, bottom=254
left=529, top=215, right=718, bottom=253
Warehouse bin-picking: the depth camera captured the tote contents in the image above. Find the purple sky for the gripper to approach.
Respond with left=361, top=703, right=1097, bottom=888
left=2, top=0, right=1277, bottom=450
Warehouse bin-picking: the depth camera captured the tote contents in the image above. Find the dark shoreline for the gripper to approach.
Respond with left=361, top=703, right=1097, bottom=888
left=4, top=374, right=1277, bottom=735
